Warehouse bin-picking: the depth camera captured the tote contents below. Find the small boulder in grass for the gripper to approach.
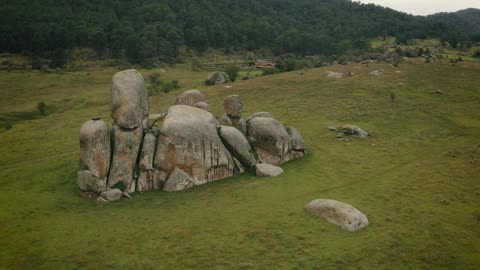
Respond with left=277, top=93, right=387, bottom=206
left=305, top=199, right=369, bottom=232
left=256, top=163, right=283, bottom=177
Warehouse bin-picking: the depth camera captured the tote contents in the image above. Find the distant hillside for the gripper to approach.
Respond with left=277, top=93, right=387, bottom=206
left=0, top=0, right=475, bottom=64
left=428, top=9, right=480, bottom=39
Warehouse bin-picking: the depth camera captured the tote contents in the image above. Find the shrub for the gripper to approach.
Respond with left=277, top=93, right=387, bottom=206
left=37, top=101, right=47, bottom=115
left=4, top=119, right=12, bottom=130
left=148, top=73, right=161, bottom=84
left=225, top=65, right=240, bottom=82
left=262, top=68, right=280, bottom=76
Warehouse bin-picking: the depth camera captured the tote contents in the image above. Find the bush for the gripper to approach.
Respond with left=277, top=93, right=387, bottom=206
left=262, top=68, right=280, bottom=76
left=225, top=65, right=240, bottom=82
left=37, top=101, right=47, bottom=115
left=148, top=73, right=161, bottom=84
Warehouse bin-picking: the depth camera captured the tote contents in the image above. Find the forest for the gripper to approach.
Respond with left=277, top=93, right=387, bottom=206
left=0, top=0, right=477, bottom=65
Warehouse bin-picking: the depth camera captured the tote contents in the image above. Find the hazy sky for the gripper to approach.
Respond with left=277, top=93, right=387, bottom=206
left=356, top=0, right=480, bottom=15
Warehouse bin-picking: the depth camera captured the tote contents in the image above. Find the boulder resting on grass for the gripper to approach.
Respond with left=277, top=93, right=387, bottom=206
left=305, top=199, right=369, bottom=232
left=255, top=163, right=284, bottom=177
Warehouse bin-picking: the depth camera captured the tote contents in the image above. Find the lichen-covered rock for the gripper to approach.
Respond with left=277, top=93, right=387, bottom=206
left=305, top=199, right=369, bottom=232
left=287, top=127, right=306, bottom=159
left=247, top=117, right=292, bottom=165
left=136, top=128, right=159, bottom=192
left=218, top=125, right=256, bottom=168
left=110, top=69, right=149, bottom=129
left=77, top=119, right=111, bottom=194
left=176, top=89, right=207, bottom=107
left=163, top=168, right=194, bottom=192
left=108, top=126, right=143, bottom=193
left=255, top=163, right=284, bottom=177
left=224, top=95, right=243, bottom=118
left=154, top=105, right=237, bottom=186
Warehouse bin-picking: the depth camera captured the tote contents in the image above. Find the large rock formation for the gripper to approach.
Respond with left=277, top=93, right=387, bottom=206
left=77, top=72, right=307, bottom=201
left=77, top=119, right=111, bottom=194
left=153, top=105, right=238, bottom=186
left=305, top=199, right=369, bottom=232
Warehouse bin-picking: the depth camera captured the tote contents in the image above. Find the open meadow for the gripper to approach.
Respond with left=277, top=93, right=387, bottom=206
left=0, top=59, right=479, bottom=269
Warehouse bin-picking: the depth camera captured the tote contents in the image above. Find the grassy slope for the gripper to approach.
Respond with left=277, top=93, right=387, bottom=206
left=0, top=60, right=479, bottom=269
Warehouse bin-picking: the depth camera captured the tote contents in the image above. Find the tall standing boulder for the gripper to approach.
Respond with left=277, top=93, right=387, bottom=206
left=77, top=119, right=111, bottom=194
left=136, top=128, right=159, bottom=192
left=247, top=117, right=292, bottom=165
left=110, top=69, right=149, bottom=129
left=218, top=125, right=257, bottom=168
left=154, top=105, right=238, bottom=186
left=108, top=69, right=149, bottom=193
left=108, top=126, right=143, bottom=192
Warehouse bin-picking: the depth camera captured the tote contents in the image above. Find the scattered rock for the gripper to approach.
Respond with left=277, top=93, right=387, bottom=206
left=305, top=199, right=369, bottom=232
left=110, top=69, right=149, bottom=130
left=435, top=90, right=443, bottom=95
left=328, top=126, right=338, bottom=131
left=218, top=125, right=257, bottom=168
left=256, top=163, right=284, bottom=177
left=100, top=188, right=123, bottom=202
left=77, top=119, right=111, bottom=194
left=369, top=70, right=382, bottom=76
left=327, top=72, right=343, bottom=78
left=163, top=168, right=194, bottom=192
left=338, top=125, right=370, bottom=139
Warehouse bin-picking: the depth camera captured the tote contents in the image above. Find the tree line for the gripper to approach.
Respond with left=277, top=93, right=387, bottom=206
left=0, top=0, right=477, bottom=66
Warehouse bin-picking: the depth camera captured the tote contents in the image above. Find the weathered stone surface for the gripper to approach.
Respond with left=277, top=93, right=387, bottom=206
left=77, top=119, right=111, bottom=194
left=194, top=101, right=210, bottom=111
left=154, top=105, right=237, bottom=186
left=305, top=199, right=369, bottom=232
left=339, top=125, right=369, bottom=139
left=287, top=127, right=306, bottom=159
left=108, top=126, right=143, bottom=192
left=224, top=95, right=243, bottom=118
left=218, top=125, right=257, bottom=168
left=136, top=128, right=159, bottom=192
left=110, top=69, right=149, bottom=129
left=255, top=163, right=284, bottom=177
left=163, top=168, right=194, bottom=192
left=100, top=188, right=123, bottom=202
left=247, top=117, right=291, bottom=165
left=176, top=89, right=207, bottom=107
left=218, top=115, right=247, bottom=135
left=247, top=112, right=274, bottom=122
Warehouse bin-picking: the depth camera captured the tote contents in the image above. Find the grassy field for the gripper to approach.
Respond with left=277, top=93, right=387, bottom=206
left=0, top=59, right=479, bottom=269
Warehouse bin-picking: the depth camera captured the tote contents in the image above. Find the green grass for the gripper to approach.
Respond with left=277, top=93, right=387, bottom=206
left=0, top=60, right=479, bottom=269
